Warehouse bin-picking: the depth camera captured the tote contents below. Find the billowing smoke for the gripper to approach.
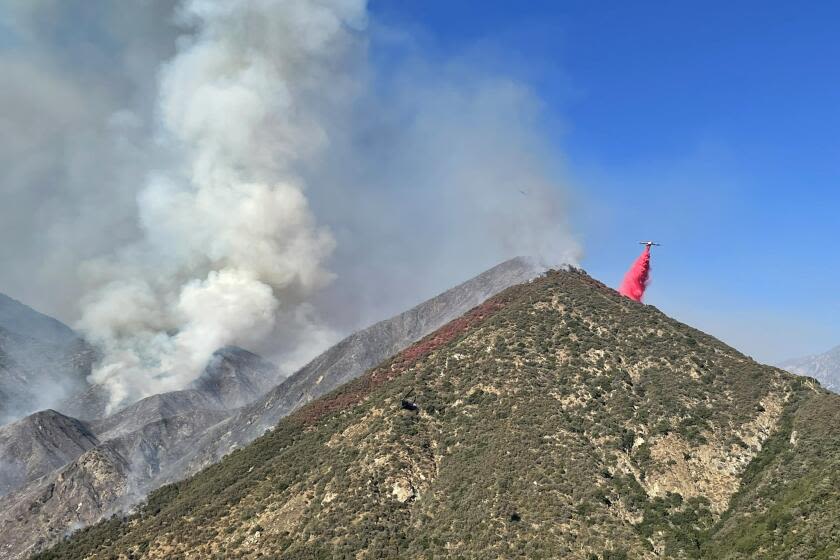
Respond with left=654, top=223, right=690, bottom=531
left=619, top=246, right=652, bottom=302
left=75, top=0, right=364, bottom=411
left=0, top=0, right=581, bottom=414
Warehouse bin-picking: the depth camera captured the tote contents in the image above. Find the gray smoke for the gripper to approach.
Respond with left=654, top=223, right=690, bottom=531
left=0, top=0, right=580, bottom=413
left=73, top=0, right=366, bottom=412
left=0, top=0, right=178, bottom=320
left=302, top=55, right=582, bottom=330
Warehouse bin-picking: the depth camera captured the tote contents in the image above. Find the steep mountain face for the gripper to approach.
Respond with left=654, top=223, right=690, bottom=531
left=33, top=269, right=837, bottom=560
left=89, top=347, right=279, bottom=442
left=0, top=410, right=231, bottom=560
left=88, top=391, right=227, bottom=443
left=189, top=346, right=282, bottom=409
left=154, top=256, right=544, bottom=485
left=56, top=346, right=278, bottom=422
left=0, top=410, right=99, bottom=497
left=0, top=258, right=542, bottom=560
left=7, top=444, right=133, bottom=558
left=55, top=384, right=112, bottom=422
left=780, top=345, right=840, bottom=393
left=0, top=348, right=276, bottom=560
left=0, top=294, right=93, bottom=424
left=0, top=346, right=276, bottom=497
left=0, top=294, right=78, bottom=348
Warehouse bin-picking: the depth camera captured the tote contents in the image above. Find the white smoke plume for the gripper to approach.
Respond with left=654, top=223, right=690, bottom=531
left=75, top=0, right=364, bottom=411
left=0, top=0, right=581, bottom=415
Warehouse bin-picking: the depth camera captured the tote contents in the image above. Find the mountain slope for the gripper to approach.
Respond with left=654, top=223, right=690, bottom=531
left=89, top=347, right=279, bottom=441
left=0, top=294, right=78, bottom=348
left=703, top=391, right=840, bottom=559
left=0, top=294, right=93, bottom=424
left=0, top=349, right=276, bottom=560
left=189, top=346, right=280, bottom=409
left=0, top=258, right=542, bottom=560
left=34, top=269, right=834, bottom=560
left=779, top=345, right=840, bottom=393
left=0, top=410, right=98, bottom=496
left=158, top=256, right=545, bottom=484
left=57, top=346, right=280, bottom=423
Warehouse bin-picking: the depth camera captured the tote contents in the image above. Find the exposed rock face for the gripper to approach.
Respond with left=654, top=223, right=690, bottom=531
left=0, top=445, right=131, bottom=560
left=32, top=268, right=834, bottom=560
left=780, top=345, right=840, bottom=392
left=0, top=258, right=543, bottom=559
left=0, top=293, right=93, bottom=425
left=0, top=410, right=99, bottom=497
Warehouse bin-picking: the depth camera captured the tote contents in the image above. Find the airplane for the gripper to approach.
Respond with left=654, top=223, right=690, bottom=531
left=639, top=241, right=661, bottom=247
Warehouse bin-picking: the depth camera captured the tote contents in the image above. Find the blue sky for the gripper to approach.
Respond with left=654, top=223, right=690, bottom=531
left=372, top=1, right=840, bottom=362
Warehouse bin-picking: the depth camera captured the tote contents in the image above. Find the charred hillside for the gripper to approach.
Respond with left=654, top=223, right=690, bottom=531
left=35, top=269, right=840, bottom=560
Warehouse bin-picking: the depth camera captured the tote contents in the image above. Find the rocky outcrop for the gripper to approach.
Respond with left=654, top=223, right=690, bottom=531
left=0, top=444, right=130, bottom=560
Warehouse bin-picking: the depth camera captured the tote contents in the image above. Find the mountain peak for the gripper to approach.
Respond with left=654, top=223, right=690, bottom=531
left=0, top=257, right=547, bottom=559
left=189, top=346, right=280, bottom=410
left=38, top=267, right=840, bottom=560
left=0, top=408, right=98, bottom=497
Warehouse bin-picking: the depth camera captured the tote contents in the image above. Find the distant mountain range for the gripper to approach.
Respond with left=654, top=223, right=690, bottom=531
left=0, top=257, right=543, bottom=559
left=33, top=267, right=840, bottom=560
left=779, top=345, right=840, bottom=393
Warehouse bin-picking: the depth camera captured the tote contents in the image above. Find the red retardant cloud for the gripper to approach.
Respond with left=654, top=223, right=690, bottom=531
left=619, top=246, right=651, bottom=302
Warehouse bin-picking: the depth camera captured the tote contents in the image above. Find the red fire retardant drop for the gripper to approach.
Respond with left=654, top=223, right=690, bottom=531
left=619, top=246, right=651, bottom=302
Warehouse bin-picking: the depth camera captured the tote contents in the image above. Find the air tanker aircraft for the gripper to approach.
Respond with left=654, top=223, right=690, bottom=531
left=639, top=241, right=661, bottom=247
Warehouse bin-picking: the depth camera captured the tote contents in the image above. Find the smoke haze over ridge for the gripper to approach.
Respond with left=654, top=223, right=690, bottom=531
left=0, top=0, right=581, bottom=411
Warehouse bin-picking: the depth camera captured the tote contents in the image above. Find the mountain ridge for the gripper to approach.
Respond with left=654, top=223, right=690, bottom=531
left=779, top=344, right=840, bottom=393
left=0, top=294, right=79, bottom=348
left=33, top=268, right=840, bottom=559
left=0, top=410, right=99, bottom=496
left=0, top=294, right=93, bottom=424
left=0, top=257, right=544, bottom=559
left=156, top=256, right=545, bottom=484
